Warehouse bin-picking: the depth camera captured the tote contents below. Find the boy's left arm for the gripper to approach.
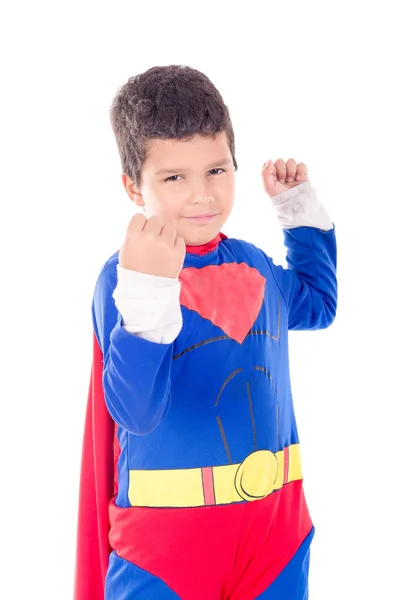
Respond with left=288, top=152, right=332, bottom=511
left=261, top=158, right=337, bottom=330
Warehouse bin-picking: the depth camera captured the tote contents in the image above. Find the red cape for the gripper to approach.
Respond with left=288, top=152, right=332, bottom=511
left=74, top=333, right=117, bottom=600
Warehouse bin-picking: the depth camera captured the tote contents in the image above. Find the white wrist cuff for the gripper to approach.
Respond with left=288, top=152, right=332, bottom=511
left=271, top=181, right=333, bottom=231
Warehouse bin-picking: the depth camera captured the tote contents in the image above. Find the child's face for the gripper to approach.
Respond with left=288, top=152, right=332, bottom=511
left=123, top=131, right=235, bottom=246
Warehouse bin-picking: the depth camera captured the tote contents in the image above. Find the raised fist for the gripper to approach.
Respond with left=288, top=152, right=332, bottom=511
left=262, top=158, right=309, bottom=198
left=119, top=214, right=186, bottom=279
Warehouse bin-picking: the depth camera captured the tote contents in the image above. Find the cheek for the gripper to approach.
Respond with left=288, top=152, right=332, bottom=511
left=161, top=188, right=187, bottom=213
left=223, top=182, right=235, bottom=212
left=149, top=189, right=185, bottom=222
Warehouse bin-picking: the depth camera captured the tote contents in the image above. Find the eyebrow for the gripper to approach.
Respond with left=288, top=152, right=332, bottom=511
left=155, top=158, right=232, bottom=176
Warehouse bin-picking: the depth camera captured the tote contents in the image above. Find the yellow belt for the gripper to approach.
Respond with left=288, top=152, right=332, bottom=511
left=128, top=444, right=302, bottom=508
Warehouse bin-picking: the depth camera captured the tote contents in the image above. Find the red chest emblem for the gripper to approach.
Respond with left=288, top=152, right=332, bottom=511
left=179, top=263, right=266, bottom=343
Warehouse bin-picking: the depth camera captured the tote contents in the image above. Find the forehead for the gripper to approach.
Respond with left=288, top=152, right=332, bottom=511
left=144, top=132, right=231, bottom=172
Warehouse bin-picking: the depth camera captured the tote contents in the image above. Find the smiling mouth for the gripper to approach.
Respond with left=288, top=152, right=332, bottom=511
left=184, top=213, right=219, bottom=224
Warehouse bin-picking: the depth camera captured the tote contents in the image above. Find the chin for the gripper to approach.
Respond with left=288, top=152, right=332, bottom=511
left=179, top=213, right=226, bottom=246
left=185, top=229, right=219, bottom=246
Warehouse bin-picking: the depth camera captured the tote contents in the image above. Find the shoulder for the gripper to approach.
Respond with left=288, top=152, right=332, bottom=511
left=221, top=235, right=272, bottom=264
left=91, top=251, right=120, bottom=347
left=94, top=251, right=119, bottom=296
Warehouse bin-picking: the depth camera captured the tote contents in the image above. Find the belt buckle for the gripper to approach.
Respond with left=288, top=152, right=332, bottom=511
left=234, top=450, right=278, bottom=501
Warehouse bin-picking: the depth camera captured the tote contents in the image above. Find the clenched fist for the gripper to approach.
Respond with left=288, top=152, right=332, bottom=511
left=119, top=214, right=186, bottom=278
left=262, top=158, right=309, bottom=198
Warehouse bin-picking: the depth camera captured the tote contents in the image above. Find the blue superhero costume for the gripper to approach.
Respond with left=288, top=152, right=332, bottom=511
left=74, top=223, right=337, bottom=600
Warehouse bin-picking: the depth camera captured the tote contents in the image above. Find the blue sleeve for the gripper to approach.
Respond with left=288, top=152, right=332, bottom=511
left=92, top=257, right=174, bottom=435
left=264, top=226, right=337, bottom=330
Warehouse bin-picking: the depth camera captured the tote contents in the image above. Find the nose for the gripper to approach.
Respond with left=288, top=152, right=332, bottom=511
left=191, top=179, right=214, bottom=205
left=193, top=195, right=213, bottom=205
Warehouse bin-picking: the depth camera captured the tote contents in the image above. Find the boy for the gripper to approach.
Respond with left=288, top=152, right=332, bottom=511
left=74, top=65, right=337, bottom=600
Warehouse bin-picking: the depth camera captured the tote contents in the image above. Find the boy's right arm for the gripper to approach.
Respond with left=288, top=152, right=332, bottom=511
left=93, top=214, right=186, bottom=436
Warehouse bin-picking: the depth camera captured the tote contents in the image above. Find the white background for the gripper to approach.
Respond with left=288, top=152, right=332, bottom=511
left=1, top=1, right=399, bottom=598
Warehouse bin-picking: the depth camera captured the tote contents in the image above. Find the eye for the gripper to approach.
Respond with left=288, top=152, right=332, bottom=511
left=164, top=168, right=226, bottom=183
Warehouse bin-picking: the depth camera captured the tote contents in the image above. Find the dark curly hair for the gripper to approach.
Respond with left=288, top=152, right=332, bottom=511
left=110, top=65, right=238, bottom=188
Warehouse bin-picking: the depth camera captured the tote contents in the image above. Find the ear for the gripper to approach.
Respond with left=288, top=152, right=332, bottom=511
left=121, top=173, right=145, bottom=207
